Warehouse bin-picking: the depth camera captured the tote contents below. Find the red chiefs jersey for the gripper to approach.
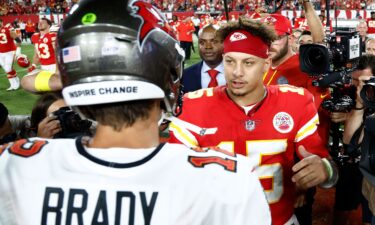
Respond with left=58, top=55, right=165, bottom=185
left=0, top=25, right=16, bottom=53
left=33, top=32, right=57, bottom=65
left=366, top=18, right=375, bottom=34
left=264, top=54, right=331, bottom=143
left=25, top=22, right=35, bottom=33
left=176, top=21, right=194, bottom=42
left=169, top=85, right=329, bottom=225
left=294, top=17, right=309, bottom=30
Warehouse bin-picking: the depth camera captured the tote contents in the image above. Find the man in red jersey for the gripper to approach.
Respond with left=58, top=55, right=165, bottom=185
left=25, top=19, right=36, bottom=43
left=169, top=17, right=338, bottom=225
left=21, top=18, right=57, bottom=93
left=0, top=19, right=20, bottom=91
left=262, top=5, right=332, bottom=225
left=262, top=11, right=330, bottom=145
left=28, top=18, right=57, bottom=73
left=294, top=10, right=309, bottom=30
left=176, top=16, right=195, bottom=60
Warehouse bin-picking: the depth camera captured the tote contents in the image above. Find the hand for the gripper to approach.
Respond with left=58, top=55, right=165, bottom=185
left=330, top=112, right=348, bottom=123
left=37, top=115, right=61, bottom=138
left=292, top=145, right=328, bottom=190
left=28, top=64, right=36, bottom=73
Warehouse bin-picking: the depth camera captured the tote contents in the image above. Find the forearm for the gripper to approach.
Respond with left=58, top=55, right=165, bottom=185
left=303, top=1, right=324, bottom=43
left=32, top=52, right=39, bottom=66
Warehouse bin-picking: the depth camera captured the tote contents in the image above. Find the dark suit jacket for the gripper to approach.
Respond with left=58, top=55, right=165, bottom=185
left=182, top=61, right=203, bottom=93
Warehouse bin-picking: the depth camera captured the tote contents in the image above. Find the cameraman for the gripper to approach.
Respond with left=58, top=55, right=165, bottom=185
left=30, top=92, right=93, bottom=139
left=30, top=92, right=65, bottom=138
left=343, top=54, right=375, bottom=225
left=0, top=103, right=16, bottom=145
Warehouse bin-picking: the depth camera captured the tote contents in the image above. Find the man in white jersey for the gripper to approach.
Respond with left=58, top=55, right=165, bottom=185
left=0, top=0, right=271, bottom=224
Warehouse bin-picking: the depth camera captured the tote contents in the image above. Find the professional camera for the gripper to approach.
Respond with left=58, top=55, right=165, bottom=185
left=300, top=31, right=361, bottom=76
left=361, top=77, right=375, bottom=110
left=53, top=107, right=92, bottom=138
left=300, top=31, right=361, bottom=112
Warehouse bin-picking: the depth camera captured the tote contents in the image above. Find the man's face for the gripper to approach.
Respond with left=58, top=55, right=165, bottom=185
left=298, top=34, right=313, bottom=46
left=356, top=23, right=368, bottom=36
left=198, top=29, right=223, bottom=66
left=366, top=40, right=375, bottom=55
left=269, top=35, right=289, bottom=62
left=352, top=68, right=373, bottom=87
left=38, top=20, right=50, bottom=31
left=223, top=52, right=269, bottom=99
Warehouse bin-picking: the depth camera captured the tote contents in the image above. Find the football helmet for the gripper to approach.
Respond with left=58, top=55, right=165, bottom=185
left=16, top=54, right=30, bottom=68
left=57, top=0, right=184, bottom=117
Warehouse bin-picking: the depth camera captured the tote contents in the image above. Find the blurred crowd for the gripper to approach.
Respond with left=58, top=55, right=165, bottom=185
left=0, top=0, right=375, bottom=16
left=0, top=0, right=78, bottom=15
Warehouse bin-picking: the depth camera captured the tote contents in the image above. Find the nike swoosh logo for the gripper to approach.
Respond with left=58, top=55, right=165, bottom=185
left=320, top=93, right=329, bottom=99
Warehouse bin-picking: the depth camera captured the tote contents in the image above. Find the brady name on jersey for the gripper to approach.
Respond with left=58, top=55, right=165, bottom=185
left=0, top=137, right=271, bottom=225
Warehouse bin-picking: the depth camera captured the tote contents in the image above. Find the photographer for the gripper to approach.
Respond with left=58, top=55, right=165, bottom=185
left=0, top=103, right=17, bottom=145
left=30, top=92, right=92, bottom=138
left=30, top=92, right=65, bottom=138
left=343, top=54, right=375, bottom=225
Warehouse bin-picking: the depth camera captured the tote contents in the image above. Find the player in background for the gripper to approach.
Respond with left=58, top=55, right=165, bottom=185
left=263, top=9, right=330, bottom=145
left=25, top=19, right=36, bottom=43
left=262, top=5, right=332, bottom=224
left=169, top=17, right=338, bottom=225
left=21, top=18, right=57, bottom=94
left=28, top=18, right=57, bottom=73
left=0, top=0, right=272, bottom=224
left=0, top=19, right=21, bottom=91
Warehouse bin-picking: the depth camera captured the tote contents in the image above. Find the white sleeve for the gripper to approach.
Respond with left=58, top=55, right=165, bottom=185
left=204, top=167, right=272, bottom=225
left=232, top=171, right=272, bottom=225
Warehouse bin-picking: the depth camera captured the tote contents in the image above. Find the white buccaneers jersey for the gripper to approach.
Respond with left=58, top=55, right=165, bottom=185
left=0, top=137, right=271, bottom=225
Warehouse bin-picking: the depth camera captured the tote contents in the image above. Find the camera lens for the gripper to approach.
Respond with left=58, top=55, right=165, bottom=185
left=306, top=48, right=325, bottom=66
left=299, top=44, right=330, bottom=75
left=365, top=85, right=375, bottom=102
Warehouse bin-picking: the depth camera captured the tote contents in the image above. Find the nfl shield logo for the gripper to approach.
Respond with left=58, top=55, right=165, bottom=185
left=245, top=120, right=255, bottom=131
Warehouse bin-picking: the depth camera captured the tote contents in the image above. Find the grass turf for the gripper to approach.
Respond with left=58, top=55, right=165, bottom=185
left=0, top=43, right=38, bottom=115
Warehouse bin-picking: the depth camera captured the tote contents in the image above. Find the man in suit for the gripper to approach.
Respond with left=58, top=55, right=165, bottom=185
left=182, top=24, right=224, bottom=93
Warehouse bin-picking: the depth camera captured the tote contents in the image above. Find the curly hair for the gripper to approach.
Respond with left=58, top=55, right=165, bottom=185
left=216, top=17, right=277, bottom=47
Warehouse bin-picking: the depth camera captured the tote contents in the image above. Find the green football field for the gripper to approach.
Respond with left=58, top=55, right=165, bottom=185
left=1, top=40, right=201, bottom=115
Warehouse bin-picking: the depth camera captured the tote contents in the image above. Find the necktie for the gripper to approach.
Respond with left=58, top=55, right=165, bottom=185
left=207, top=69, right=219, bottom=88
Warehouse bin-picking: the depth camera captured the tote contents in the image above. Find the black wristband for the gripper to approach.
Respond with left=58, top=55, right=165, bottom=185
left=15, top=37, right=21, bottom=43
left=353, top=106, right=365, bottom=110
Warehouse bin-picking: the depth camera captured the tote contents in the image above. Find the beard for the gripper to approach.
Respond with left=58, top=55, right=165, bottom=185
left=270, top=40, right=289, bottom=63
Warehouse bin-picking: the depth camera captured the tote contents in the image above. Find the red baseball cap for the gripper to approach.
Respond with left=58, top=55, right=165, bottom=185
left=261, top=14, right=292, bottom=36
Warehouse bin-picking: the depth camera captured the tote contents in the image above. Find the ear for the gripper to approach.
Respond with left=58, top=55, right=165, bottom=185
left=263, top=57, right=271, bottom=72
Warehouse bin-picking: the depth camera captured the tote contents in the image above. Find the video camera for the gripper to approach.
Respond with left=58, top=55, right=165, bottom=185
left=53, top=107, right=92, bottom=138
left=361, top=77, right=375, bottom=110
left=299, top=31, right=361, bottom=112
